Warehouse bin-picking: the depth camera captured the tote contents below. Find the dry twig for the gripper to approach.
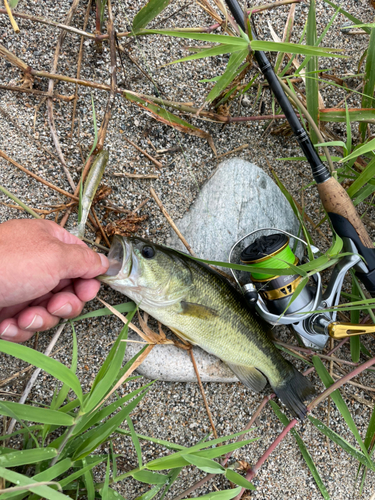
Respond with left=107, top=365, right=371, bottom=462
left=150, top=187, right=196, bottom=256
left=46, top=0, right=80, bottom=191
left=123, top=136, right=163, bottom=170
left=190, top=349, right=218, bottom=439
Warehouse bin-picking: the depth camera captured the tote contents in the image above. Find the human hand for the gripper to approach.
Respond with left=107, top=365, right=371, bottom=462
left=0, top=219, right=109, bottom=343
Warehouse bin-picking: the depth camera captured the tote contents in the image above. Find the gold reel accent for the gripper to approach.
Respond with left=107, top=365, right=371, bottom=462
left=328, top=322, right=375, bottom=340
left=259, top=275, right=302, bottom=301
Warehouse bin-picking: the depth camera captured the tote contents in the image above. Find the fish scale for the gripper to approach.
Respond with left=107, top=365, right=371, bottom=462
left=99, top=236, right=315, bottom=419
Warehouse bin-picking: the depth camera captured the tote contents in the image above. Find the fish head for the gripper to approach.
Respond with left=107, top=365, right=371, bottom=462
left=98, top=236, right=194, bottom=308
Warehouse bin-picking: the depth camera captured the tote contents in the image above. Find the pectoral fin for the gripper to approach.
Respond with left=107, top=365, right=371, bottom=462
left=179, top=301, right=218, bottom=319
left=227, top=363, right=267, bottom=392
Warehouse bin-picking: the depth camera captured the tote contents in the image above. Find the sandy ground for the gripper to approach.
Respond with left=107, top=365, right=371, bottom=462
left=1, top=0, right=375, bottom=498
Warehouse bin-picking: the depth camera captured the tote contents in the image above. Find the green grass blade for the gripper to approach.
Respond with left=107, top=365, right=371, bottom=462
left=73, top=392, right=148, bottom=460
left=308, top=415, right=373, bottom=468
left=159, top=468, right=183, bottom=500
left=0, top=448, right=57, bottom=467
left=322, top=0, right=370, bottom=34
left=0, top=458, right=75, bottom=500
left=85, top=322, right=130, bottom=412
left=146, top=438, right=258, bottom=470
left=306, top=0, right=318, bottom=144
left=132, top=470, right=169, bottom=485
left=89, top=312, right=133, bottom=394
left=193, top=487, right=242, bottom=500
left=251, top=40, right=345, bottom=58
left=132, top=0, right=171, bottom=33
left=339, top=137, right=375, bottom=163
left=127, top=416, right=143, bottom=468
left=169, top=44, right=245, bottom=65
left=0, top=425, right=43, bottom=442
left=224, top=469, right=256, bottom=490
left=70, top=302, right=135, bottom=323
left=134, top=485, right=162, bottom=500
left=346, top=156, right=375, bottom=198
left=100, top=489, right=127, bottom=500
left=82, top=462, right=95, bottom=500
left=320, top=108, right=375, bottom=123
left=206, top=48, right=248, bottom=101
left=50, top=323, right=78, bottom=421
left=0, top=402, right=74, bottom=426
left=0, top=341, right=83, bottom=403
left=116, top=429, right=186, bottom=451
left=312, top=356, right=374, bottom=467
left=180, top=454, right=225, bottom=474
left=101, top=456, right=111, bottom=500
left=270, top=401, right=330, bottom=499
left=75, top=381, right=153, bottom=437
left=141, top=30, right=249, bottom=46
left=58, top=456, right=107, bottom=488
left=0, top=467, right=69, bottom=500
left=360, top=27, right=375, bottom=140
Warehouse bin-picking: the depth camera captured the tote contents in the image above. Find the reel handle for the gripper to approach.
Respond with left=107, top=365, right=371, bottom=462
left=328, top=322, right=375, bottom=340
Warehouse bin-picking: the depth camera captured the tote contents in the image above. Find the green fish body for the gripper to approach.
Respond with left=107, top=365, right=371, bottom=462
left=99, top=236, right=314, bottom=419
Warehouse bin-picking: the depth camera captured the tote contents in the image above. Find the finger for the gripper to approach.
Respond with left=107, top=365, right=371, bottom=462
left=0, top=319, right=36, bottom=343
left=47, top=291, right=85, bottom=318
left=74, top=278, right=101, bottom=302
left=16, top=306, right=61, bottom=332
left=0, top=300, right=33, bottom=322
left=51, top=279, right=72, bottom=293
left=57, top=243, right=109, bottom=281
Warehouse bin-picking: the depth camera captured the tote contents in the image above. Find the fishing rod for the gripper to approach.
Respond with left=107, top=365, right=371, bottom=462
left=224, top=0, right=375, bottom=299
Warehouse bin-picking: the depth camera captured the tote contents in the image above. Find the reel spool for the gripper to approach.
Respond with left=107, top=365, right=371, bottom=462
left=240, top=233, right=315, bottom=315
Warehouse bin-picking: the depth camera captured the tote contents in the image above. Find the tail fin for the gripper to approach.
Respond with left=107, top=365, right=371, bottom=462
left=271, top=364, right=315, bottom=420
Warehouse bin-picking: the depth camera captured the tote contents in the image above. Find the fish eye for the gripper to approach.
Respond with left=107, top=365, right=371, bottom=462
left=141, top=245, right=155, bottom=259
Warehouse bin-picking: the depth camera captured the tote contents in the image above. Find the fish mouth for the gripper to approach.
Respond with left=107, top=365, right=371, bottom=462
left=99, top=236, right=133, bottom=280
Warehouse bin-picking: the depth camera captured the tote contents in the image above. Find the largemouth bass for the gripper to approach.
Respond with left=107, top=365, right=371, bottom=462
left=99, top=236, right=314, bottom=419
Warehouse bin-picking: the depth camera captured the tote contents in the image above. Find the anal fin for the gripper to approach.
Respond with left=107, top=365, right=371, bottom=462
left=227, top=363, right=267, bottom=392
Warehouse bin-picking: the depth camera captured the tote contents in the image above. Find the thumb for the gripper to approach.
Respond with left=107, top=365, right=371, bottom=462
left=57, top=242, right=109, bottom=280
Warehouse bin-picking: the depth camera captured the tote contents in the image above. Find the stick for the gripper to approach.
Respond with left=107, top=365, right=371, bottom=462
left=123, top=137, right=163, bottom=170
left=0, top=150, right=79, bottom=200
left=216, top=144, right=248, bottom=159
left=189, top=349, right=218, bottom=439
left=91, top=206, right=111, bottom=247
left=3, top=0, right=19, bottom=33
left=70, top=0, right=92, bottom=138
left=46, top=0, right=80, bottom=191
left=0, top=84, right=73, bottom=101
left=113, top=173, right=159, bottom=179
left=150, top=187, right=196, bottom=256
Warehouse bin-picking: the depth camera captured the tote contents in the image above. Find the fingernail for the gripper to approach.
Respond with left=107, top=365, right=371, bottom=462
left=99, top=253, right=109, bottom=269
left=51, top=303, right=73, bottom=316
left=25, top=314, right=44, bottom=330
left=0, top=324, right=18, bottom=338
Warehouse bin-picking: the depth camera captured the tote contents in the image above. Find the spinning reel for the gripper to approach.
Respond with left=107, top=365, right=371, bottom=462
left=229, top=229, right=375, bottom=350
